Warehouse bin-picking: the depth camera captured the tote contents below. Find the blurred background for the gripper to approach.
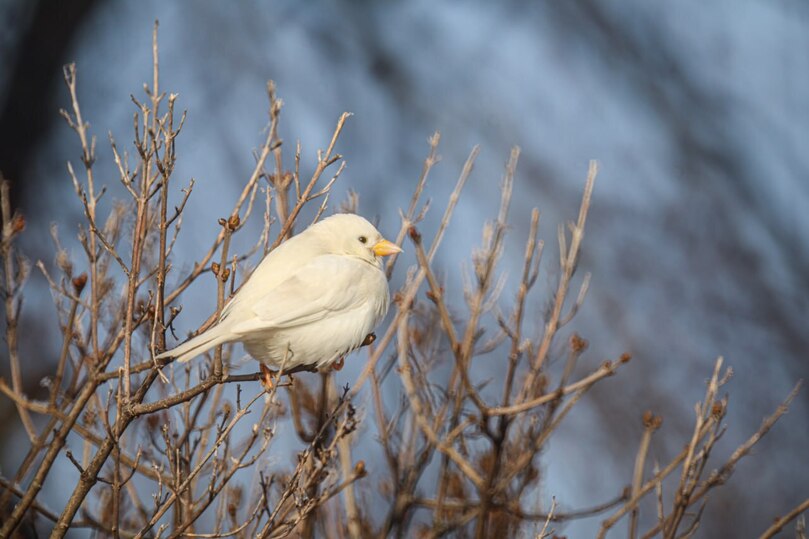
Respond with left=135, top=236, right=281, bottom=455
left=1, top=0, right=807, bottom=536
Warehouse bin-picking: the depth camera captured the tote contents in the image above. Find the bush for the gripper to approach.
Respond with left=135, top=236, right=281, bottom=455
left=0, top=28, right=803, bottom=538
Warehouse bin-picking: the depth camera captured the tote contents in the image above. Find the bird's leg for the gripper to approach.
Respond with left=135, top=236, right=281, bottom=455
left=259, top=364, right=276, bottom=392
left=328, top=334, right=375, bottom=373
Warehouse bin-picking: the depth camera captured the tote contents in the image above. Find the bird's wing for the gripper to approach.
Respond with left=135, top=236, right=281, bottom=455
left=219, top=231, right=323, bottom=320
left=230, top=255, right=376, bottom=335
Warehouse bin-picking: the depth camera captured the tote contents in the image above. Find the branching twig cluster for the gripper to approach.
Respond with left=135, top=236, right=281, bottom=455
left=0, top=25, right=803, bottom=539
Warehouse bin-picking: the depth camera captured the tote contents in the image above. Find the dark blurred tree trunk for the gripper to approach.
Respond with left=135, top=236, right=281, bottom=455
left=0, top=0, right=101, bottom=212
left=0, top=1, right=101, bottom=493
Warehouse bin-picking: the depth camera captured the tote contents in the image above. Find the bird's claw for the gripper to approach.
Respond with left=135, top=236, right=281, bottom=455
left=361, top=333, right=376, bottom=347
left=260, top=364, right=276, bottom=392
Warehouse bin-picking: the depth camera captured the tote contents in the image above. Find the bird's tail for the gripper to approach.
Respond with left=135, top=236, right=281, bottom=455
left=156, top=325, right=232, bottom=363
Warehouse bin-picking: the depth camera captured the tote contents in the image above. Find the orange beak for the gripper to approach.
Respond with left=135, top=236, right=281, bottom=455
left=372, top=239, right=402, bottom=257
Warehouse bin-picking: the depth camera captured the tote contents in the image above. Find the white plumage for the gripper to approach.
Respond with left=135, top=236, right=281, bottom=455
left=157, top=213, right=400, bottom=371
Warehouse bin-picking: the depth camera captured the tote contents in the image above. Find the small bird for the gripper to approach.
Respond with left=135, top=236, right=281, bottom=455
left=157, top=213, right=401, bottom=376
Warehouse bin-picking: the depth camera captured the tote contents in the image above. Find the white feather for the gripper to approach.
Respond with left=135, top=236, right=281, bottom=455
left=156, top=214, right=397, bottom=370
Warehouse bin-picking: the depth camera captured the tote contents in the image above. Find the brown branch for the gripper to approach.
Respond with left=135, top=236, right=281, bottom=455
left=644, top=380, right=803, bottom=539
left=409, top=226, right=485, bottom=413
left=1, top=371, right=109, bottom=536
left=134, top=390, right=269, bottom=537
left=396, top=312, right=485, bottom=489
left=414, top=488, right=627, bottom=523
left=269, top=111, right=351, bottom=252
left=61, top=63, right=102, bottom=364
left=0, top=179, right=36, bottom=441
left=385, top=131, right=441, bottom=278
left=759, top=497, right=809, bottom=539
left=630, top=412, right=661, bottom=539
left=167, top=396, right=276, bottom=538
left=351, top=144, right=479, bottom=396
left=487, top=357, right=629, bottom=417
left=500, top=207, right=542, bottom=409
left=519, top=161, right=597, bottom=401
left=161, top=88, right=278, bottom=314
left=597, top=442, right=697, bottom=539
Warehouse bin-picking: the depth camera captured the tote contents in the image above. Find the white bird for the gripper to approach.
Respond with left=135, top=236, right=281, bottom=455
left=157, top=213, right=401, bottom=374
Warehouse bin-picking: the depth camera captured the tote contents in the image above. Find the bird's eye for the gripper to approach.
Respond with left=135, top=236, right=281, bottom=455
left=358, top=236, right=368, bottom=244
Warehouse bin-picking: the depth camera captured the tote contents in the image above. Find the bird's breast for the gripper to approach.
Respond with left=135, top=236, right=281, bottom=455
left=245, top=266, right=390, bottom=369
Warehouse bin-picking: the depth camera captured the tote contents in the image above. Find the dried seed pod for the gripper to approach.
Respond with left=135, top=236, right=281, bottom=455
left=72, top=273, right=88, bottom=294
left=11, top=214, right=25, bottom=234
left=711, top=401, right=724, bottom=419
left=642, top=411, right=663, bottom=430
left=570, top=333, right=588, bottom=353
left=425, top=287, right=444, bottom=304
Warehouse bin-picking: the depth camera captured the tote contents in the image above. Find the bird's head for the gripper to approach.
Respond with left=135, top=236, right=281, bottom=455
left=314, top=213, right=402, bottom=266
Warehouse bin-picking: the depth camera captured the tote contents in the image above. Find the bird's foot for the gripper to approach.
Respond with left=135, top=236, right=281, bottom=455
left=361, top=333, right=376, bottom=347
left=259, top=364, right=276, bottom=392
left=332, top=356, right=345, bottom=371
